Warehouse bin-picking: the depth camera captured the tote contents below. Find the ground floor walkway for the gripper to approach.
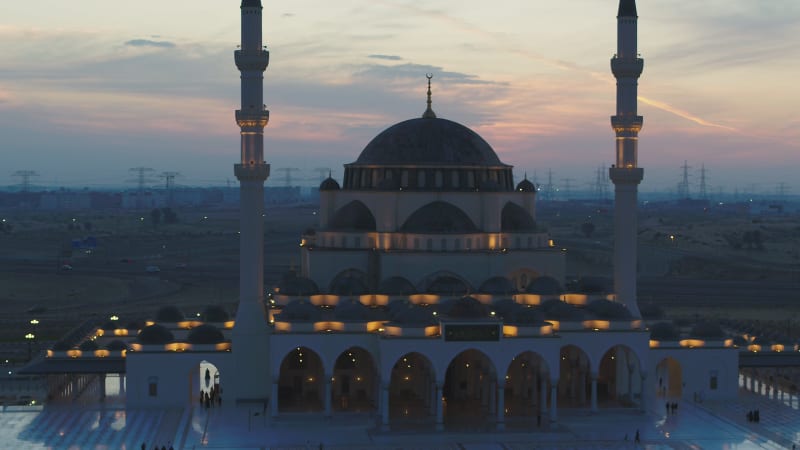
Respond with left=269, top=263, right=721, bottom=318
left=0, top=389, right=797, bottom=449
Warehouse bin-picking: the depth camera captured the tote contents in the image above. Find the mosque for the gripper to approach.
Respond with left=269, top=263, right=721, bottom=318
left=24, top=0, right=738, bottom=431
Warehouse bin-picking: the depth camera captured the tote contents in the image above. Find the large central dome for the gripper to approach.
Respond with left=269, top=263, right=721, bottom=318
left=353, top=117, right=507, bottom=168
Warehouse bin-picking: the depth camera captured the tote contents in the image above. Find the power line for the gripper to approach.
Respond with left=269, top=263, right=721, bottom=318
left=12, top=170, right=39, bottom=192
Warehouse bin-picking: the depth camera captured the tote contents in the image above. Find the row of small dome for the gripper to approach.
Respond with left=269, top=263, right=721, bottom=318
left=276, top=275, right=614, bottom=297
left=94, top=305, right=231, bottom=332
left=275, top=296, right=633, bottom=324
left=650, top=320, right=798, bottom=348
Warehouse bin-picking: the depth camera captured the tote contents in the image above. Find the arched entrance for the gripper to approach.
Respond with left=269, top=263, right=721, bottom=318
left=558, top=345, right=590, bottom=408
left=189, top=360, right=221, bottom=407
left=504, top=351, right=549, bottom=423
left=332, top=347, right=377, bottom=413
left=598, top=345, right=642, bottom=408
left=656, top=357, right=682, bottom=399
left=389, top=352, right=436, bottom=426
left=278, top=347, right=324, bottom=412
left=443, top=349, right=497, bottom=429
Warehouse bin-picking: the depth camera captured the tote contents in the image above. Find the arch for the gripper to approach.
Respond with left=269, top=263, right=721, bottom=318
left=655, top=357, right=682, bottom=399
left=503, top=351, right=550, bottom=419
left=188, top=360, right=222, bottom=407
left=328, top=201, right=376, bottom=231
left=443, top=349, right=498, bottom=427
left=389, top=352, right=437, bottom=427
left=400, top=201, right=478, bottom=233
left=332, top=347, right=377, bottom=413
left=277, top=347, right=325, bottom=412
left=597, top=345, right=642, bottom=408
left=329, top=269, right=369, bottom=295
left=501, top=202, right=537, bottom=232
left=558, top=345, right=592, bottom=408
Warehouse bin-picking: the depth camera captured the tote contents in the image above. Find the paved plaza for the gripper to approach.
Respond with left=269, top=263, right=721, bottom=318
left=0, top=389, right=798, bottom=450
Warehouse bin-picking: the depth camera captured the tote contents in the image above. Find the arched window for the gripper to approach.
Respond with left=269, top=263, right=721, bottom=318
left=452, top=171, right=459, bottom=188
left=417, top=171, right=426, bottom=188
left=435, top=171, right=443, bottom=188
left=401, top=170, right=409, bottom=188
left=440, top=238, right=447, bottom=251
left=467, top=171, right=475, bottom=188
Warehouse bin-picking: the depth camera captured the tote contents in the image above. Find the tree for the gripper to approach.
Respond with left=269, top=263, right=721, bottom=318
left=580, top=221, right=595, bottom=238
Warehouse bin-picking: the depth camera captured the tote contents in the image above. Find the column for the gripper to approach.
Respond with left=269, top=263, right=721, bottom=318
left=539, top=377, right=547, bottom=416
left=429, top=380, right=437, bottom=415
left=381, top=384, right=390, bottom=430
left=435, top=383, right=444, bottom=431
left=324, top=377, right=332, bottom=417
left=590, top=374, right=598, bottom=412
left=119, top=374, right=125, bottom=396
left=549, top=381, right=558, bottom=422
left=496, top=385, right=505, bottom=430
left=99, top=374, right=106, bottom=400
left=640, top=372, right=647, bottom=412
left=488, top=380, right=496, bottom=414
left=271, top=382, right=279, bottom=417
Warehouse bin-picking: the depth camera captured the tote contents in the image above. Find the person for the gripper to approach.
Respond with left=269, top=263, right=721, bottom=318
left=635, top=429, right=640, bottom=444
left=141, top=443, right=146, bottom=450
left=665, top=402, right=670, bottom=415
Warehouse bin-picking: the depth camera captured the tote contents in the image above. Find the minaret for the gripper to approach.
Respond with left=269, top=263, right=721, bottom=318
left=609, top=0, right=643, bottom=318
left=231, top=0, right=271, bottom=402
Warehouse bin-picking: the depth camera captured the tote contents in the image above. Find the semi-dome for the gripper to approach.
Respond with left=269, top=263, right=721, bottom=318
left=137, top=324, right=175, bottom=345
left=441, top=296, right=489, bottom=319
left=79, top=340, right=99, bottom=351
left=187, top=324, right=226, bottom=345
left=105, top=340, right=129, bottom=351
left=541, top=299, right=585, bottom=321
left=353, top=118, right=507, bottom=167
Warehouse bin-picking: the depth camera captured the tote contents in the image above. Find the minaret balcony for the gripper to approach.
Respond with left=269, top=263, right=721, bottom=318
left=609, top=167, right=643, bottom=184
left=236, top=110, right=270, bottom=128
left=235, top=49, right=270, bottom=71
left=611, top=115, right=643, bottom=133
left=610, top=57, right=643, bottom=78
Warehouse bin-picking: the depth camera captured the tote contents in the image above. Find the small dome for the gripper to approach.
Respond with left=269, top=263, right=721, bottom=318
left=690, top=322, right=725, bottom=340
left=541, top=299, right=585, bottom=321
left=478, top=276, right=516, bottom=295
left=751, top=336, right=771, bottom=346
left=276, top=299, right=322, bottom=322
left=137, top=324, right=175, bottom=345
left=125, top=320, right=144, bottom=330
left=334, top=298, right=371, bottom=322
left=732, top=336, right=748, bottom=347
left=492, top=298, right=520, bottom=317
left=201, top=305, right=231, bottom=323
left=515, top=178, right=535, bottom=192
left=509, top=307, right=545, bottom=325
left=577, top=276, right=613, bottom=294
left=426, top=275, right=471, bottom=296
left=585, top=299, right=632, bottom=320
left=329, top=275, right=368, bottom=296
left=187, top=324, right=226, bottom=345
left=319, top=177, right=340, bottom=191
left=391, top=304, right=437, bottom=326
left=442, top=296, right=489, bottom=319
left=277, top=276, right=320, bottom=296
left=526, top=276, right=563, bottom=295
left=79, top=340, right=99, bottom=351
left=639, top=303, right=665, bottom=320
left=105, top=340, right=129, bottom=351
left=649, top=322, right=679, bottom=341
left=52, top=341, right=72, bottom=351
left=155, top=306, right=185, bottom=323
left=378, top=277, right=417, bottom=295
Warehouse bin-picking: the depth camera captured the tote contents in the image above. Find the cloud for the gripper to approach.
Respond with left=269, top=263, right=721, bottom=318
left=281, top=13, right=295, bottom=18
left=355, top=63, right=501, bottom=86
left=124, top=39, right=176, bottom=49
left=368, top=54, right=402, bottom=61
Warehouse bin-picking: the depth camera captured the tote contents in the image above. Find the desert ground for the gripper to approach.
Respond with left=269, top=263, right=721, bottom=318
left=0, top=202, right=798, bottom=359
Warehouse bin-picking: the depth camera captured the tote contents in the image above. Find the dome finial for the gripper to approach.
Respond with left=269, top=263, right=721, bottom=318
left=422, top=73, right=437, bottom=119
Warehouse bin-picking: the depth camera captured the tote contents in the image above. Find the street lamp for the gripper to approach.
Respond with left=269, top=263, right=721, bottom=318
left=25, top=333, right=35, bottom=360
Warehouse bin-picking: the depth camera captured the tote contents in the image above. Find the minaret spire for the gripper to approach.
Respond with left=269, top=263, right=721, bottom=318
left=609, top=0, right=643, bottom=318
left=422, top=73, right=437, bottom=119
left=231, top=0, right=271, bottom=403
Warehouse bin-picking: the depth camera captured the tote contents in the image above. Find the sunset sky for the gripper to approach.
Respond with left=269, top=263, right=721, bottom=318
left=1, top=0, right=799, bottom=194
